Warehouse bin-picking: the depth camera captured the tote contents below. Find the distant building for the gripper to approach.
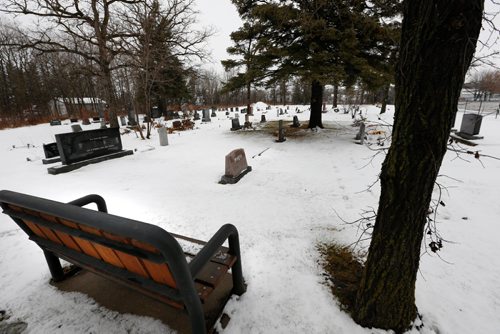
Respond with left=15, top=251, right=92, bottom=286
left=49, top=97, right=107, bottom=117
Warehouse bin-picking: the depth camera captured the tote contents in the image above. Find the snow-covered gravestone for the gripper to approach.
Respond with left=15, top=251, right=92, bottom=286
left=219, top=148, right=252, bottom=184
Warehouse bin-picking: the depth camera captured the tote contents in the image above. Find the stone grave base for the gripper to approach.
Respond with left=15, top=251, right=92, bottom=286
left=219, top=166, right=252, bottom=184
left=455, top=132, right=484, bottom=140
left=449, top=133, right=478, bottom=146
left=52, top=269, right=233, bottom=333
left=42, top=157, right=61, bottom=165
left=47, top=150, right=134, bottom=175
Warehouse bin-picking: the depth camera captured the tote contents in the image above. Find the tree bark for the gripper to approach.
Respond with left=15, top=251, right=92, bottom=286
left=379, top=83, right=390, bottom=114
left=246, top=81, right=252, bottom=115
left=333, top=84, right=338, bottom=108
left=308, top=79, right=324, bottom=128
left=353, top=1, right=484, bottom=332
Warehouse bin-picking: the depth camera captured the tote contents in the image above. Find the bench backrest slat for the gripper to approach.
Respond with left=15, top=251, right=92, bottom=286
left=4, top=203, right=178, bottom=288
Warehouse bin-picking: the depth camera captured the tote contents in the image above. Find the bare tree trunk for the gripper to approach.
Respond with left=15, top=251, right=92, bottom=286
left=354, top=1, right=484, bottom=332
left=380, top=83, right=390, bottom=114
left=246, top=81, right=252, bottom=115
left=332, top=84, right=338, bottom=108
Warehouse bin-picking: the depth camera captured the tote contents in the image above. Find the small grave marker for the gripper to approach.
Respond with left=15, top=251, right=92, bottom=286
left=42, top=142, right=61, bottom=164
left=202, top=109, right=211, bottom=122
left=276, top=120, right=286, bottom=142
left=193, top=111, right=200, bottom=121
left=291, top=116, right=300, bottom=128
left=231, top=118, right=242, bottom=131
left=158, top=127, right=169, bottom=146
left=71, top=124, right=83, bottom=132
left=220, top=148, right=252, bottom=184
left=260, top=115, right=267, bottom=123
left=50, top=120, right=61, bottom=126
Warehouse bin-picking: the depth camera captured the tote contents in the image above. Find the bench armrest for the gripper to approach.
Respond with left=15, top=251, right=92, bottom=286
left=67, top=194, right=108, bottom=213
left=188, top=224, right=246, bottom=295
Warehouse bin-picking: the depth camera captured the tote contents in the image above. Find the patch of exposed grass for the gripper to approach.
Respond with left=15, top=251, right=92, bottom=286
left=234, top=120, right=345, bottom=140
left=318, top=243, right=365, bottom=315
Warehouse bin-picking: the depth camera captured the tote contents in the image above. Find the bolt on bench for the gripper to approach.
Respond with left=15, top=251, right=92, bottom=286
left=0, top=190, right=246, bottom=334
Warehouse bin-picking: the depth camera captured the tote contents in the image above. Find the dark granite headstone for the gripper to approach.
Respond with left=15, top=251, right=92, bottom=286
left=230, top=107, right=234, bottom=112
left=211, top=110, right=217, bottom=117
left=460, top=114, right=483, bottom=136
left=291, top=116, right=300, bottom=128
left=92, top=117, right=100, bottom=123
left=120, top=116, right=127, bottom=126
left=50, top=120, right=61, bottom=126
left=193, top=111, right=201, bottom=121
left=260, top=115, right=266, bottom=123
left=71, top=124, right=83, bottom=132
left=276, top=120, right=286, bottom=142
left=55, top=128, right=125, bottom=165
left=42, top=142, right=61, bottom=164
left=70, top=118, right=78, bottom=123
left=219, top=148, right=252, bottom=184
left=43, top=143, right=60, bottom=159
left=231, top=118, right=242, bottom=131
left=202, top=109, right=211, bottom=122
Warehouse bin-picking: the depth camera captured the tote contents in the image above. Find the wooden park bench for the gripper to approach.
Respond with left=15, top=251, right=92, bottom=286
left=0, top=190, right=246, bottom=334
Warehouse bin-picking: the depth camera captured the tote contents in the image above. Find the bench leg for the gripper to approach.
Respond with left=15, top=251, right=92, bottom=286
left=228, top=234, right=247, bottom=296
left=43, top=250, right=65, bottom=282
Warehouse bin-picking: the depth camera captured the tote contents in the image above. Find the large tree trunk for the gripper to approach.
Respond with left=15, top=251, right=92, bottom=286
left=101, top=68, right=119, bottom=128
left=308, top=79, right=324, bottom=128
left=246, top=81, right=252, bottom=115
left=379, top=83, right=390, bottom=114
left=353, top=1, right=484, bottom=332
left=332, top=84, right=338, bottom=108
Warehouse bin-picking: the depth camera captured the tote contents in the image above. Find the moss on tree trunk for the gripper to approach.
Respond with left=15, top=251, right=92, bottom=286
left=353, top=1, right=484, bottom=332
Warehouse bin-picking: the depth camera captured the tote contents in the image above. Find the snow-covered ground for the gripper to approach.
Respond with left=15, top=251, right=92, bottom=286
left=0, top=105, right=499, bottom=333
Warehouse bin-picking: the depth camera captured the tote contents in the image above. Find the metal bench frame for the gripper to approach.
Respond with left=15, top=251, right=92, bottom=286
left=0, top=190, right=246, bottom=334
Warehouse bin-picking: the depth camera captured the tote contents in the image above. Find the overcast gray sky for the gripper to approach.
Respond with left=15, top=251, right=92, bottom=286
left=194, top=0, right=242, bottom=72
